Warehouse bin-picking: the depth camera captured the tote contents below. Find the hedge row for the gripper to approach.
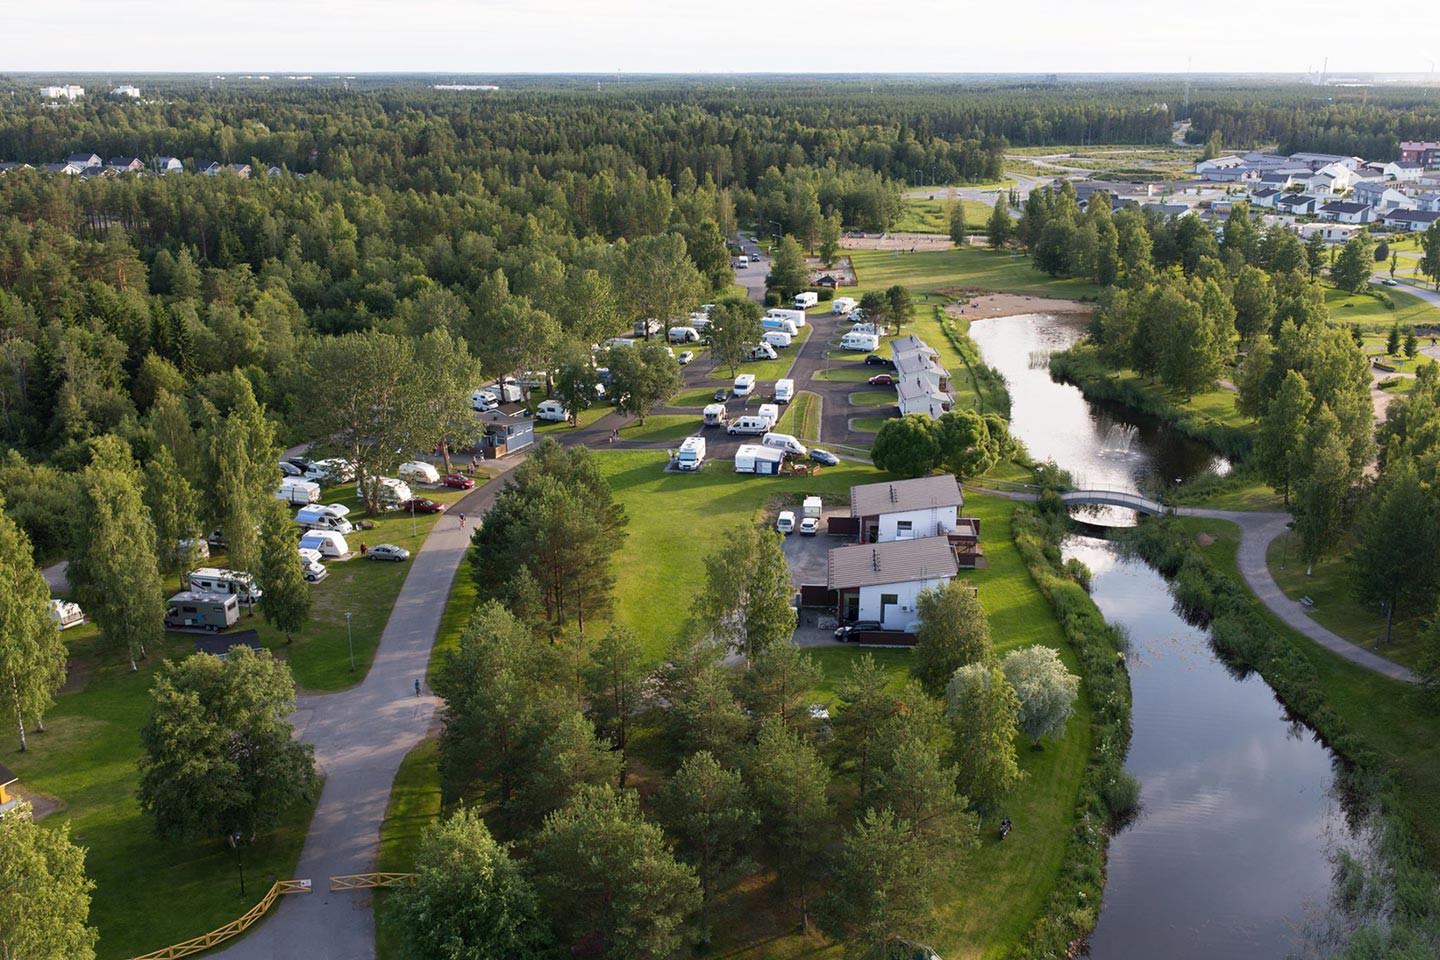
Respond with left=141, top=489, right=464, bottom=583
left=937, top=308, right=1012, bottom=419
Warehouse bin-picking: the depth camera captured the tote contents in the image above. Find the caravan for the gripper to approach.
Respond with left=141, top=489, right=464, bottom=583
left=702, top=403, right=729, bottom=427
left=765, top=308, right=807, bottom=328
left=762, top=330, right=792, bottom=349
left=365, top=477, right=413, bottom=510
left=734, top=444, right=786, bottom=475
left=762, top=317, right=799, bottom=336
left=745, top=343, right=778, bottom=362
left=190, top=567, right=264, bottom=604
left=398, top=460, right=441, bottom=485
left=275, top=479, right=321, bottom=505
left=832, top=297, right=857, bottom=314
left=164, top=592, right=240, bottom=633
left=773, top=379, right=795, bottom=403
left=297, top=547, right=329, bottom=583
left=295, top=504, right=355, bottom=535
left=299, top=530, right=350, bottom=559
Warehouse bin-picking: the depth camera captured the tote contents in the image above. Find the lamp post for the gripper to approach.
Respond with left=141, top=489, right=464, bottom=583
left=228, top=830, right=246, bottom=896
left=768, top=219, right=783, bottom=242
left=411, top=497, right=417, bottom=539
left=345, top=611, right=355, bottom=672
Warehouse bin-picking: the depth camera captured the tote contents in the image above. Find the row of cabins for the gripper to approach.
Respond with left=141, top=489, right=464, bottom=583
left=0, top=154, right=293, bottom=179
left=891, top=335, right=954, bottom=421
left=824, top=474, right=981, bottom=633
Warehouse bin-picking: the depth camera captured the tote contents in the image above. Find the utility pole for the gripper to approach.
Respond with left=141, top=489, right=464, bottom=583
left=345, top=612, right=355, bottom=672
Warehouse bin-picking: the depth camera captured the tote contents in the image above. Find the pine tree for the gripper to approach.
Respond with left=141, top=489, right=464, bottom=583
left=948, top=201, right=968, bottom=246
left=744, top=717, right=832, bottom=932
left=1292, top=406, right=1351, bottom=576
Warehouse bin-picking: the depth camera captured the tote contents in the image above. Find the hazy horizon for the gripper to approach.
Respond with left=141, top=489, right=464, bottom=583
left=3, top=0, right=1437, bottom=77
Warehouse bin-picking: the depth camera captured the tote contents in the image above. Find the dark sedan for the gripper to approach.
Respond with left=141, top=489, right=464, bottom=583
left=398, top=497, right=446, bottom=514
left=864, top=355, right=894, bottom=368
left=810, top=449, right=839, bottom=466
left=834, top=619, right=883, bottom=641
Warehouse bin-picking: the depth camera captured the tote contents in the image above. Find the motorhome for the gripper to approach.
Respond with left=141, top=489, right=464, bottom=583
left=668, top=326, right=700, bottom=343
left=746, top=343, right=778, bottom=362
left=164, top=591, right=240, bottom=633
left=774, top=379, right=795, bottom=403
left=732, top=373, right=757, bottom=396
left=309, top=458, right=354, bottom=483
left=841, top=331, right=881, bottom=351
left=536, top=399, right=569, bottom=422
left=734, top=444, right=786, bottom=475
left=398, top=460, right=441, bottom=485
left=727, top=415, right=772, bottom=436
left=792, top=291, right=818, bottom=310
left=675, top=436, right=707, bottom=472
left=803, top=496, right=823, bottom=519
left=365, top=477, right=413, bottom=509
left=294, top=504, right=355, bottom=535
left=756, top=403, right=781, bottom=426
left=762, top=317, right=799, bottom=336
left=702, top=403, right=729, bottom=427
left=189, top=567, right=264, bottom=604
left=832, top=297, right=858, bottom=314
left=275, top=479, right=322, bottom=505
left=297, top=547, right=329, bottom=583
left=762, top=432, right=808, bottom=457
left=849, top=322, right=883, bottom=336
left=49, top=599, right=85, bottom=629
left=299, top=530, right=350, bottom=559
left=493, top=380, right=524, bottom=404
left=762, top=330, right=792, bottom=349
left=470, top=389, right=499, bottom=412
left=765, top=308, right=807, bottom=328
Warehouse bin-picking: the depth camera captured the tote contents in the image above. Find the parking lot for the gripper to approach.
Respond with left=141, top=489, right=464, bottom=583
left=779, top=504, right=850, bottom=646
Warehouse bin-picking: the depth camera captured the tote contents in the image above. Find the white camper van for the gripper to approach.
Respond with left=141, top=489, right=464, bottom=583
left=762, top=432, right=808, bottom=457
left=294, top=504, right=354, bottom=535
left=832, top=297, right=857, bottom=314
left=299, top=530, right=349, bottom=559
left=702, top=403, right=729, bottom=427
left=189, top=567, right=264, bottom=604
left=727, top=415, right=772, bottom=436
left=762, top=317, right=799, bottom=336
left=536, top=399, right=569, bottom=422
left=675, top=436, right=706, bottom=472
left=398, top=460, right=441, bottom=485
left=164, top=591, right=240, bottom=632
left=297, top=547, right=329, bottom=582
left=840, top=331, right=881, bottom=351
left=792, top=291, right=818, bottom=310
left=762, top=330, right=792, bottom=349
left=774, top=379, right=795, bottom=403
left=756, top=403, right=781, bottom=427
left=275, top=479, right=322, bottom=505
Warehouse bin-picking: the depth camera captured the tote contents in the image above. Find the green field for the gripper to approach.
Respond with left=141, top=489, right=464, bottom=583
left=850, top=416, right=891, bottom=433
left=814, top=367, right=873, bottom=382
left=1324, top=283, right=1439, bottom=331
left=534, top=406, right=612, bottom=433
left=845, top=247, right=1100, bottom=302
left=373, top=737, right=443, bottom=960
left=617, top=414, right=701, bottom=443
left=893, top=198, right=995, bottom=236
left=671, top=385, right=724, bottom=408
left=847, top=389, right=898, bottom=408
left=789, top=391, right=822, bottom=443
left=707, top=322, right=813, bottom=383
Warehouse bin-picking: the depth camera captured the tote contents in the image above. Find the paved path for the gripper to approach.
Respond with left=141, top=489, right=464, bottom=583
left=963, top=484, right=1417, bottom=684
left=209, top=465, right=518, bottom=960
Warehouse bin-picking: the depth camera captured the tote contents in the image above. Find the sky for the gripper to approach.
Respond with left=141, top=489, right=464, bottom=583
left=3, top=0, right=1438, bottom=76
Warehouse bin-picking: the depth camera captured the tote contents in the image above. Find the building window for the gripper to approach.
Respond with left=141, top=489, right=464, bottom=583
left=896, top=520, right=912, bottom=537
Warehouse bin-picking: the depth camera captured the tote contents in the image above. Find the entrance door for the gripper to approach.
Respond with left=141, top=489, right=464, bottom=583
left=879, top=593, right=899, bottom=627
left=843, top=593, right=860, bottom=622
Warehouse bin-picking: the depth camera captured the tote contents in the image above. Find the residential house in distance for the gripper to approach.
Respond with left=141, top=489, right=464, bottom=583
left=1298, top=223, right=1361, bottom=245
left=1275, top=194, right=1320, bottom=216
left=1352, top=181, right=1413, bottom=212
left=39, top=84, right=84, bottom=100
left=110, top=84, right=141, bottom=98
left=1383, top=209, right=1440, bottom=232
left=1250, top=187, right=1281, bottom=209
left=107, top=157, right=144, bottom=174
left=1256, top=171, right=1297, bottom=192
left=229, top=163, right=252, bottom=178
left=67, top=152, right=102, bottom=170
left=194, top=159, right=224, bottom=176
left=847, top=474, right=970, bottom=544
left=44, top=161, right=85, bottom=175
left=1194, top=155, right=1244, bottom=175
left=0, top=162, right=33, bottom=176
left=1415, top=193, right=1440, bottom=213
left=891, top=335, right=952, bottom=421
left=1289, top=152, right=1363, bottom=171
left=1381, top=160, right=1424, bottom=182
left=1319, top=201, right=1374, bottom=225
left=1399, top=141, right=1440, bottom=168
left=153, top=156, right=184, bottom=174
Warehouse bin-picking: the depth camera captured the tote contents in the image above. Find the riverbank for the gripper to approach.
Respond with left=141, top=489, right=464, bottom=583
left=1048, top=343, right=1256, bottom=460
left=945, top=292, right=1093, bottom=321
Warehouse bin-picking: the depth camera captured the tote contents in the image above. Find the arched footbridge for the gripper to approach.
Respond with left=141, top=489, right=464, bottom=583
left=1059, top=489, right=1167, bottom=515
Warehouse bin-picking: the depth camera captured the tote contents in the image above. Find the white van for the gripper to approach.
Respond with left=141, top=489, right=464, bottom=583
left=774, top=379, right=795, bottom=403
left=840, top=331, right=881, bottom=351
left=762, top=317, right=799, bottom=336
left=756, top=403, right=781, bottom=426
left=309, top=458, right=354, bottom=483
left=295, top=504, right=355, bottom=535
left=398, top=461, right=440, bottom=486
left=733, top=373, right=757, bottom=396
left=762, top=432, right=808, bottom=457
left=190, top=567, right=263, bottom=604
left=702, top=403, right=729, bottom=427
left=536, top=399, right=569, bottom=422
left=299, top=530, right=349, bottom=559
left=766, top=308, right=807, bottom=328
left=793, top=291, right=818, bottom=310
left=727, top=415, right=772, bottom=436
left=762, top=330, right=792, bottom=349
left=668, top=326, right=699, bottom=343
left=832, top=297, right=857, bottom=314
left=746, top=343, right=778, bottom=362
left=675, top=436, right=706, bottom=472
left=275, top=479, right=321, bottom=505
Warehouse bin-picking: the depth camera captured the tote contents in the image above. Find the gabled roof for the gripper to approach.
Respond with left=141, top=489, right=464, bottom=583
left=1321, top=202, right=1368, bottom=214
left=1251, top=188, right=1280, bottom=198
left=851, top=475, right=963, bottom=518
left=1275, top=194, right=1315, bottom=207
left=1387, top=209, right=1440, bottom=225
left=828, top=536, right=959, bottom=590
left=896, top=376, right=950, bottom=407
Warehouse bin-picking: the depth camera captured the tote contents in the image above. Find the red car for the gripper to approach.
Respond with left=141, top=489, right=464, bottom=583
left=868, top=373, right=895, bottom=386
left=442, top=473, right=475, bottom=489
left=398, top=497, right=446, bottom=514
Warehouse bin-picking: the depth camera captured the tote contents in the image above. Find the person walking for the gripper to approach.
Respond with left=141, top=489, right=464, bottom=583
left=458, top=513, right=467, bottom=530
left=415, top=678, right=421, bottom=697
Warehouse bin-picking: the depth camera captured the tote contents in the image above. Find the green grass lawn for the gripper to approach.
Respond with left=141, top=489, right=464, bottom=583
left=850, top=416, right=892, bottom=433
left=617, top=414, right=701, bottom=444
left=1171, top=516, right=1440, bottom=867
left=374, top=737, right=442, bottom=960
left=814, top=367, right=874, bottom=382
left=1264, top=531, right=1425, bottom=669
left=845, top=247, right=1100, bottom=302
left=893, top=198, right=995, bottom=236
left=534, top=406, right=612, bottom=433
left=6, top=623, right=318, bottom=960
left=707, top=324, right=813, bottom=384
left=789, top=391, right=821, bottom=443
left=1323, top=283, right=1439, bottom=331
left=671, top=386, right=724, bottom=408
left=1179, top=476, right=1285, bottom=511
left=847, top=389, right=898, bottom=408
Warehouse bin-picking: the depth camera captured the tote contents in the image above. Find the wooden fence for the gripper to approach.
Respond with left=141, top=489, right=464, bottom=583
left=128, top=879, right=312, bottom=960
left=327, top=872, right=417, bottom=891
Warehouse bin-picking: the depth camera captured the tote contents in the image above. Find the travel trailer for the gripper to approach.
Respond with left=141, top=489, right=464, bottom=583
left=398, top=460, right=441, bottom=485
left=774, top=379, right=795, bottom=403
left=164, top=591, right=240, bottom=632
left=734, top=444, right=786, bottom=475
left=275, top=479, right=322, bottom=505
left=299, top=530, right=350, bottom=559
left=762, top=330, right=793, bottom=349
left=841, top=331, right=881, bottom=351
left=189, top=567, right=263, bottom=604
left=702, top=403, right=729, bottom=427
left=294, top=504, right=355, bottom=535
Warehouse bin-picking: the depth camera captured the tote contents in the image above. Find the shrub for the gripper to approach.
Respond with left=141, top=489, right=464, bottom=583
left=1099, top=770, right=1142, bottom=823
left=815, top=287, right=834, bottom=301
left=763, top=290, right=780, bottom=308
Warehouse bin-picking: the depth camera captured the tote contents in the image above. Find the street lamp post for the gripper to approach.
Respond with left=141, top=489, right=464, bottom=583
left=229, top=830, right=246, bottom=896
left=345, top=612, right=355, bottom=672
left=411, top=497, right=417, bottom=539
left=768, top=219, right=783, bottom=242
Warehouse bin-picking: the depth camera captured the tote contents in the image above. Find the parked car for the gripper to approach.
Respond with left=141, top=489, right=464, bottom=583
left=713, top=388, right=729, bottom=402
left=868, top=373, right=895, bottom=386
left=1382, top=278, right=1399, bottom=286
left=678, top=350, right=695, bottom=365
left=799, top=516, right=820, bottom=536
left=278, top=461, right=303, bottom=477
left=864, top=355, right=894, bottom=367
left=776, top=510, right=796, bottom=535
left=834, top=619, right=884, bottom=641
left=809, top=448, right=839, bottom=466
left=368, top=544, right=411, bottom=562
left=398, top=497, right=445, bottom=514
left=442, top=473, right=475, bottom=489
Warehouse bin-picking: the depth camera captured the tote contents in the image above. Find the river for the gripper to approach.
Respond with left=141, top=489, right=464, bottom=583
left=970, top=313, right=1360, bottom=960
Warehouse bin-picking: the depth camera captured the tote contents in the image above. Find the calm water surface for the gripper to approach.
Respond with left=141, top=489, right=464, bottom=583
left=970, top=313, right=1359, bottom=960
